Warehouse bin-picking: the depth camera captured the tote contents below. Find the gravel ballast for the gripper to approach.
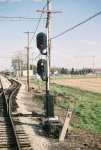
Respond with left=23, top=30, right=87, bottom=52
left=0, top=75, right=11, bottom=89
left=16, top=82, right=51, bottom=150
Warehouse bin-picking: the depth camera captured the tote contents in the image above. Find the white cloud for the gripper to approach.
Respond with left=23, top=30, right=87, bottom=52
left=0, top=0, right=22, bottom=2
left=0, top=0, right=44, bottom=4
left=33, top=0, right=43, bottom=2
left=0, top=0, right=6, bottom=2
left=53, top=51, right=73, bottom=58
left=10, top=0, right=21, bottom=2
left=80, top=40, right=97, bottom=45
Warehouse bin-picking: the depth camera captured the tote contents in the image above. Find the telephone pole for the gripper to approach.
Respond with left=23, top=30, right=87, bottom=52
left=19, top=53, right=21, bottom=80
left=46, top=0, right=51, bottom=93
left=24, top=31, right=30, bottom=92
left=92, top=56, right=95, bottom=75
left=17, top=55, right=19, bottom=79
left=36, top=0, right=63, bottom=138
left=36, top=0, right=61, bottom=118
left=24, top=31, right=34, bottom=91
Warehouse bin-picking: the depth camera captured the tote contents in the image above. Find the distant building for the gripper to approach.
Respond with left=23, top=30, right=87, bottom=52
left=54, top=70, right=58, bottom=75
left=22, top=70, right=33, bottom=76
left=95, top=68, right=101, bottom=74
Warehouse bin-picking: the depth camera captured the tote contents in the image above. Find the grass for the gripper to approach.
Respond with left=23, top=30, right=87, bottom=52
left=72, top=101, right=101, bottom=133
left=31, top=78, right=101, bottom=134
left=58, top=99, right=69, bottom=109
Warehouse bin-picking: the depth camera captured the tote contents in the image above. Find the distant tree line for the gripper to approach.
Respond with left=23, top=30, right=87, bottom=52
left=51, top=67, right=93, bottom=75
left=11, top=57, right=93, bottom=76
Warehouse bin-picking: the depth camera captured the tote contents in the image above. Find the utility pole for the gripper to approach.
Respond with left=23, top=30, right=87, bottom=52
left=92, top=56, right=95, bottom=75
left=36, top=1, right=63, bottom=138
left=36, top=0, right=61, bottom=118
left=19, top=52, right=22, bottom=80
left=17, top=55, right=19, bottom=79
left=31, top=52, right=34, bottom=75
left=46, top=0, right=51, bottom=94
left=24, top=31, right=34, bottom=91
left=45, top=0, right=61, bottom=93
left=24, top=31, right=30, bottom=92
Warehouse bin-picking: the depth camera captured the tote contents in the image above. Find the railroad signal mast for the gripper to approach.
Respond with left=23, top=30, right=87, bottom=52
left=36, top=31, right=55, bottom=118
left=36, top=0, right=62, bottom=138
left=36, top=0, right=55, bottom=119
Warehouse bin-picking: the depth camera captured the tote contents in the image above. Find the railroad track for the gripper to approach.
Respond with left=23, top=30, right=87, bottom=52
left=0, top=78, right=32, bottom=150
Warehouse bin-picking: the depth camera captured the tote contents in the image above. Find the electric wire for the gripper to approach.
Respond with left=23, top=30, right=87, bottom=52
left=0, top=19, right=45, bottom=22
left=33, top=53, right=41, bottom=60
left=0, top=57, right=12, bottom=58
left=0, top=16, right=46, bottom=20
left=29, top=0, right=52, bottom=45
left=29, top=13, right=44, bottom=44
left=51, top=11, right=101, bottom=40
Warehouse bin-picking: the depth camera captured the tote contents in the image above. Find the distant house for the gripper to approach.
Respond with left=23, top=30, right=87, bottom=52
left=54, top=70, right=58, bottom=75
left=22, top=70, right=33, bottom=76
left=95, top=68, right=101, bottom=74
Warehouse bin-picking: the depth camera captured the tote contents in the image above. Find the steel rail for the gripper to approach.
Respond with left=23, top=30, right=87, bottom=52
left=0, top=91, right=3, bottom=96
left=0, top=79, right=21, bottom=150
left=8, top=79, right=21, bottom=150
left=0, top=79, right=8, bottom=114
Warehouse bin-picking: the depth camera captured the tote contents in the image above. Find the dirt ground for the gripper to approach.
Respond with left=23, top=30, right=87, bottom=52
left=1, top=75, right=101, bottom=150
left=51, top=77, right=101, bottom=93
left=11, top=77, right=101, bottom=150
left=31, top=90, right=101, bottom=150
left=29, top=85, right=101, bottom=150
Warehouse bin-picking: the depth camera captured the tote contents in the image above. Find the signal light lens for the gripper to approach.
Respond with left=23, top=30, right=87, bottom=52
left=36, top=32, right=47, bottom=55
left=37, top=59, right=47, bottom=81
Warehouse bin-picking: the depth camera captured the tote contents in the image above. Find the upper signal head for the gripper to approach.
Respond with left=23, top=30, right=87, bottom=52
left=36, top=32, right=47, bottom=55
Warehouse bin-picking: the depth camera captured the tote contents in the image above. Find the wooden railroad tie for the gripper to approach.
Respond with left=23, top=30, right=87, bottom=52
left=59, top=104, right=73, bottom=142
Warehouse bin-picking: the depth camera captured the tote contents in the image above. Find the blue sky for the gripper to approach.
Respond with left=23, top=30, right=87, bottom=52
left=0, top=0, right=101, bottom=70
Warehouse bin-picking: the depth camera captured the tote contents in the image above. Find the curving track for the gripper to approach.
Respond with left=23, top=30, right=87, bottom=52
left=0, top=78, right=32, bottom=150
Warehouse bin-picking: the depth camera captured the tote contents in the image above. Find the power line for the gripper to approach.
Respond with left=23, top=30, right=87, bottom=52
left=0, top=16, right=46, bottom=20
left=33, top=53, right=41, bottom=60
left=51, top=11, right=101, bottom=40
left=29, top=0, right=52, bottom=45
left=0, top=52, right=14, bottom=54
left=29, top=13, right=43, bottom=44
left=0, top=50, right=26, bottom=54
left=0, top=19, right=23, bottom=22
left=16, top=50, right=27, bottom=53
left=0, top=57, right=12, bottom=58
left=0, top=19, right=45, bottom=22
left=43, top=0, right=52, bottom=10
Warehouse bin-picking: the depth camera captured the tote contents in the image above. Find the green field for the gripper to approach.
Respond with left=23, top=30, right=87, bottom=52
left=31, top=78, right=101, bottom=134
